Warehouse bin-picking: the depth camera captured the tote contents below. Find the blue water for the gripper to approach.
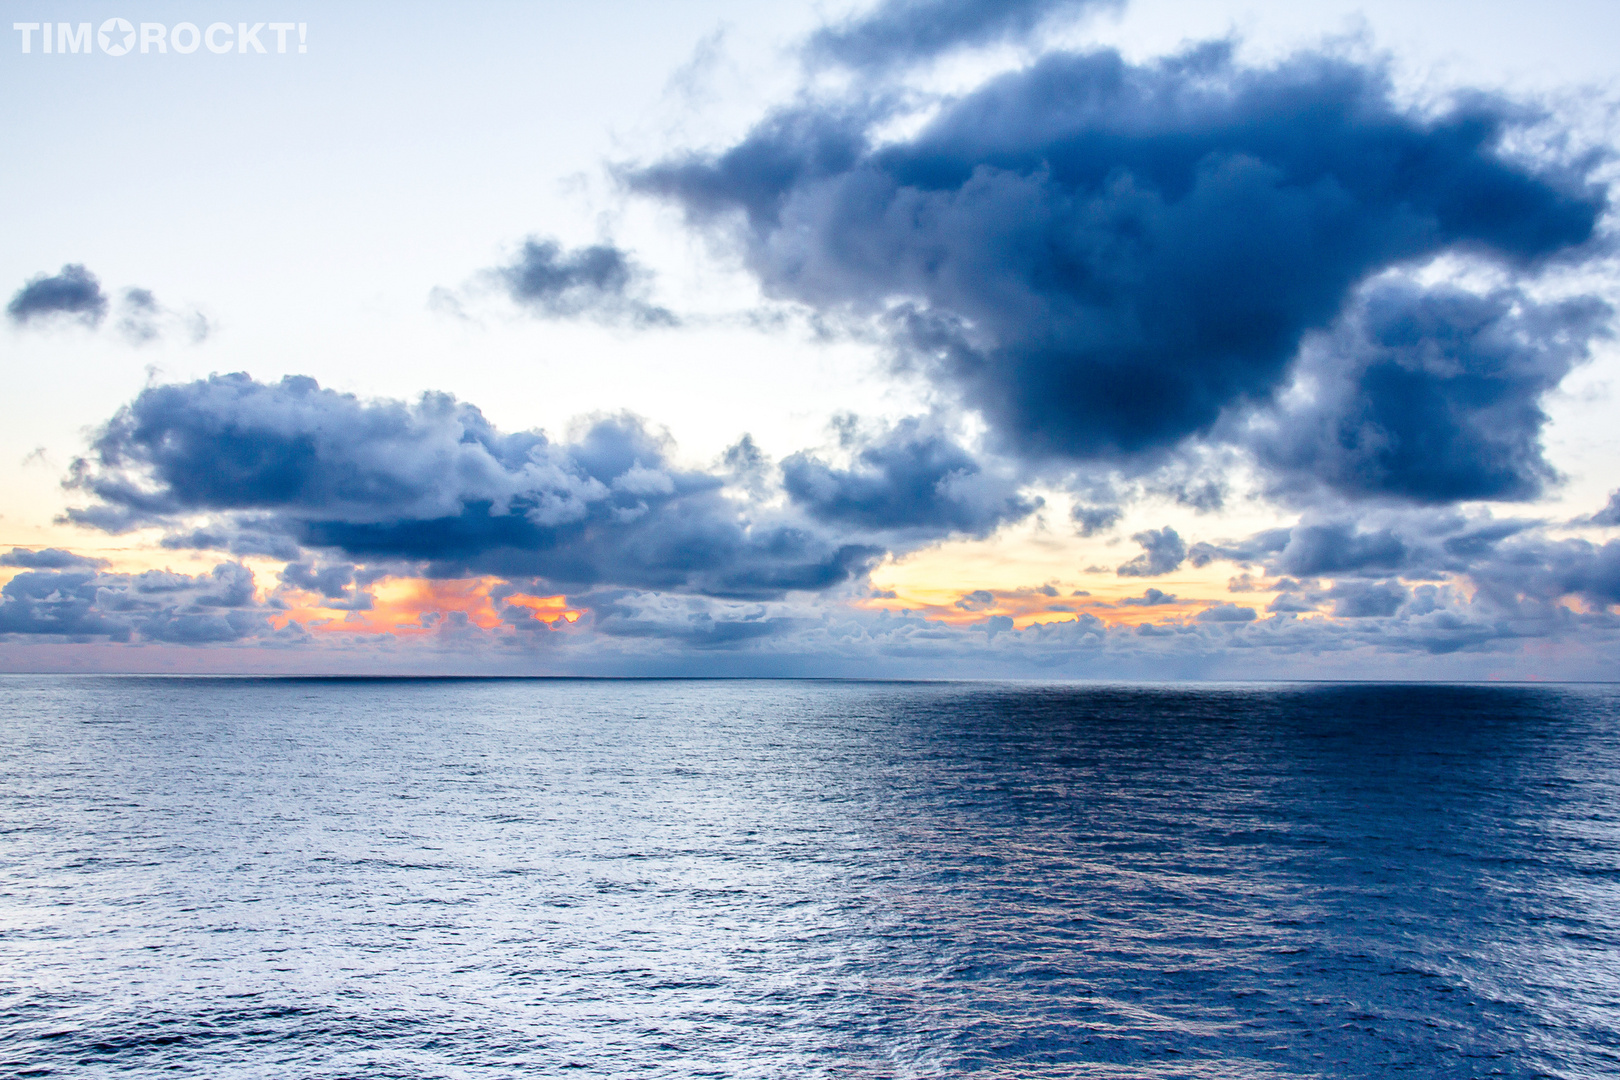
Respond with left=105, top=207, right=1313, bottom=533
left=1, top=679, right=1617, bottom=1078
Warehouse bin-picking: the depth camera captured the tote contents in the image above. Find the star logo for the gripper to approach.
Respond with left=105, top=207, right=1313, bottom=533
left=98, top=18, right=134, bottom=56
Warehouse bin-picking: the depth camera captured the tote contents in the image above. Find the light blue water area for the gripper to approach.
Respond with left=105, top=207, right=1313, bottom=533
left=1, top=677, right=1617, bottom=1077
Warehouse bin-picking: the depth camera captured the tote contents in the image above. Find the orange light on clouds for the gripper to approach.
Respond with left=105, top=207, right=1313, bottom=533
left=856, top=528, right=1276, bottom=629
left=853, top=584, right=1219, bottom=629
left=272, top=575, right=582, bottom=637
left=856, top=568, right=1282, bottom=630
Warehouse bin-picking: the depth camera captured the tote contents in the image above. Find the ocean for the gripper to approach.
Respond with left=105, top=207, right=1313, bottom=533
left=1, top=677, right=1616, bottom=1078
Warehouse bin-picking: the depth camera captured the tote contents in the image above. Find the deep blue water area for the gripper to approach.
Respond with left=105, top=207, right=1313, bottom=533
left=1, top=678, right=1617, bottom=1077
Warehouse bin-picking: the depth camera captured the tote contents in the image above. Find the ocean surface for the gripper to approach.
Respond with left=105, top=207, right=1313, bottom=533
left=1, top=678, right=1617, bottom=1078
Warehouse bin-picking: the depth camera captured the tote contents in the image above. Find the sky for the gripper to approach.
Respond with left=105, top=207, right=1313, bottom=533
left=2, top=0, right=1618, bottom=678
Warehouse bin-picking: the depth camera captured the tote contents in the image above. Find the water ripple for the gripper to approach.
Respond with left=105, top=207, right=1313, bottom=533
left=0, top=678, right=1617, bottom=1077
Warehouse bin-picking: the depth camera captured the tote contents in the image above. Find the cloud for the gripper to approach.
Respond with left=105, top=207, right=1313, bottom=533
left=1578, top=490, right=1620, bottom=527
left=1191, top=512, right=1540, bottom=581
left=1195, top=602, right=1257, bottom=623
left=1251, top=280, right=1609, bottom=503
left=1117, top=526, right=1186, bottom=577
left=0, top=547, right=107, bottom=570
left=5, top=532, right=1616, bottom=675
left=66, top=373, right=879, bottom=600
left=0, top=561, right=271, bottom=643
left=632, top=42, right=1605, bottom=465
left=0, top=567, right=128, bottom=639
left=1164, top=478, right=1226, bottom=513
left=278, top=560, right=380, bottom=610
left=7, top=264, right=108, bottom=327
left=1188, top=528, right=1293, bottom=569
left=1121, top=587, right=1177, bottom=606
left=1071, top=503, right=1121, bottom=536
left=805, top=0, right=1119, bottom=74
left=1470, top=535, right=1620, bottom=611
left=490, top=237, right=677, bottom=327
left=781, top=415, right=1037, bottom=535
left=115, top=287, right=212, bottom=345
left=581, top=589, right=810, bottom=648
left=117, top=287, right=163, bottom=342
left=6, top=265, right=208, bottom=343
left=1325, top=578, right=1408, bottom=617
left=279, top=560, right=357, bottom=599
left=1272, top=521, right=1408, bottom=577
left=1183, top=509, right=1620, bottom=628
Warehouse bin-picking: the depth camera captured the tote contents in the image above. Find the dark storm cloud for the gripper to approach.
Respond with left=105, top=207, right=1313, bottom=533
left=493, top=237, right=677, bottom=327
left=781, top=416, right=1037, bottom=535
left=805, top=0, right=1119, bottom=73
left=66, top=374, right=879, bottom=600
left=0, top=560, right=270, bottom=643
left=1252, top=281, right=1609, bottom=503
left=6, top=264, right=108, bottom=327
left=1116, top=527, right=1186, bottom=577
left=632, top=43, right=1604, bottom=463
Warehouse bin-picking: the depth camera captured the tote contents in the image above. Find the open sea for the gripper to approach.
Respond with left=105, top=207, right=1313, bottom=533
left=0, top=677, right=1617, bottom=1078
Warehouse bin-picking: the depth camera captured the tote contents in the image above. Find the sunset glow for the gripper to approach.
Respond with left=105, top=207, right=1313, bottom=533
left=271, top=577, right=582, bottom=637
left=1, top=0, right=1616, bottom=679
